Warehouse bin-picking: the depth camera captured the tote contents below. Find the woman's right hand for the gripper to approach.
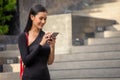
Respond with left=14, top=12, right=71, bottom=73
left=40, top=32, right=52, bottom=46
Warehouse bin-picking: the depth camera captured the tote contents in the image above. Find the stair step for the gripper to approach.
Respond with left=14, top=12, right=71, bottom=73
left=52, top=78, right=120, bottom=80
left=0, top=72, right=120, bottom=80
left=0, top=45, right=6, bottom=51
left=3, top=60, right=120, bottom=72
left=6, top=44, right=18, bottom=50
left=0, top=50, right=20, bottom=64
left=95, top=31, right=120, bottom=38
left=55, top=51, right=120, bottom=62
left=3, top=63, right=20, bottom=72
left=106, top=25, right=120, bottom=31
left=113, top=25, right=120, bottom=30
left=87, top=37, right=120, bottom=45
left=104, top=31, right=120, bottom=38
left=71, top=44, right=120, bottom=53
left=0, top=50, right=20, bottom=57
left=0, top=72, right=19, bottom=80
left=50, top=68, right=120, bottom=79
left=1, top=45, right=120, bottom=62
left=49, top=60, right=120, bottom=70
left=0, top=57, right=19, bottom=64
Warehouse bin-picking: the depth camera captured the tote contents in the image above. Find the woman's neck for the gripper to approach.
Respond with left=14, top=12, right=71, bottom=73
left=29, top=26, right=41, bottom=36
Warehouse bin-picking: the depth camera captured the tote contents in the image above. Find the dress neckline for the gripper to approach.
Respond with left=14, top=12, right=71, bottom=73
left=26, top=31, right=42, bottom=47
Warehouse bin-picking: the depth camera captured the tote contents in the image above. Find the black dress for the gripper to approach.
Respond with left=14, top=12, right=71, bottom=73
left=18, top=31, right=51, bottom=80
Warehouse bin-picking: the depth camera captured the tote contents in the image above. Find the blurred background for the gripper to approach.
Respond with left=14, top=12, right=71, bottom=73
left=0, top=0, right=120, bottom=80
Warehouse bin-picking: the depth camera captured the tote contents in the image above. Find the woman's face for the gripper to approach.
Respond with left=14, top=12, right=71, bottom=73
left=31, top=12, right=47, bottom=30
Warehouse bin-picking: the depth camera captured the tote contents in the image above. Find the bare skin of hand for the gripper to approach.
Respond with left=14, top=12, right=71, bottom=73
left=40, top=32, right=52, bottom=46
left=47, top=37, right=56, bottom=47
left=47, top=37, right=56, bottom=65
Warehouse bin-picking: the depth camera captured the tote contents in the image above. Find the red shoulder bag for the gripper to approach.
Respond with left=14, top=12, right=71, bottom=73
left=20, top=32, right=28, bottom=79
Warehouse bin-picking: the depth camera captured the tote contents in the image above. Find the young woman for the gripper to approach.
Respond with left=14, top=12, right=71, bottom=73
left=18, top=4, right=56, bottom=80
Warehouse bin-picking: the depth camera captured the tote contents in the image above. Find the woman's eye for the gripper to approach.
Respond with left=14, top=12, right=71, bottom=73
left=39, top=17, right=47, bottom=21
left=39, top=18, right=43, bottom=20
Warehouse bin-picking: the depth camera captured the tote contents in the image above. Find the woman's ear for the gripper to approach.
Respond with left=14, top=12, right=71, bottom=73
left=30, top=14, right=34, bottom=20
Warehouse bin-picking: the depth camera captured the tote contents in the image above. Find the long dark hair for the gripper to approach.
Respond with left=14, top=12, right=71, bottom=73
left=24, top=4, right=47, bottom=32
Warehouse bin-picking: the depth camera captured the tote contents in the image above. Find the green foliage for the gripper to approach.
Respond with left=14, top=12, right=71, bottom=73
left=0, top=0, right=16, bottom=35
left=0, top=25, right=9, bottom=35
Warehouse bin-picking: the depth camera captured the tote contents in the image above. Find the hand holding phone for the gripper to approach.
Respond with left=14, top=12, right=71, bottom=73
left=51, top=32, right=59, bottom=38
left=47, top=32, right=59, bottom=43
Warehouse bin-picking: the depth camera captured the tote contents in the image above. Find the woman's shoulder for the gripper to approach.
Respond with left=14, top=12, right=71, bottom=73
left=18, top=32, right=26, bottom=40
left=19, top=32, right=25, bottom=36
left=18, top=32, right=27, bottom=46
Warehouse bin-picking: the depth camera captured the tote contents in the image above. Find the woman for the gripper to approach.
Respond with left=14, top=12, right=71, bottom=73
left=18, top=4, right=56, bottom=80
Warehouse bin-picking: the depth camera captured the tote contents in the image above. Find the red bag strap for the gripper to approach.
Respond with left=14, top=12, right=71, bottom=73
left=25, top=32, right=28, bottom=46
left=20, top=32, right=28, bottom=78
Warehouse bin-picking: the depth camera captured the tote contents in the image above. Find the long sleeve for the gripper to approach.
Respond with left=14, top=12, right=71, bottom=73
left=18, top=33, right=42, bottom=66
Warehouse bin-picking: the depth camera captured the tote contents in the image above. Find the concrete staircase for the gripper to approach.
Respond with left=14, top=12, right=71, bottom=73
left=0, top=44, right=20, bottom=80
left=0, top=24, right=120, bottom=80
left=50, top=25, right=120, bottom=80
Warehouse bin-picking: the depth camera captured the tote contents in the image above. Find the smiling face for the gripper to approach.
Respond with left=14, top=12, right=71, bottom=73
left=31, top=12, right=47, bottom=30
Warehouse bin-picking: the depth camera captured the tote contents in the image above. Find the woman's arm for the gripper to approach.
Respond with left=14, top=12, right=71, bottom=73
left=48, top=45, right=55, bottom=65
left=47, top=38, right=56, bottom=65
left=18, top=33, right=42, bottom=66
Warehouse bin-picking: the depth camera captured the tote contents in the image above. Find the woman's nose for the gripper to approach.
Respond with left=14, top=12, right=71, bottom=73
left=41, top=19, right=46, bottom=23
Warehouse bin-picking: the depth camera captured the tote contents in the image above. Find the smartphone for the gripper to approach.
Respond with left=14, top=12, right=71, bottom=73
left=51, top=32, right=59, bottom=38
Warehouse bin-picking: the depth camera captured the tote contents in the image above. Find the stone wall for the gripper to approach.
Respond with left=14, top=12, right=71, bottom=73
left=43, top=14, right=72, bottom=54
